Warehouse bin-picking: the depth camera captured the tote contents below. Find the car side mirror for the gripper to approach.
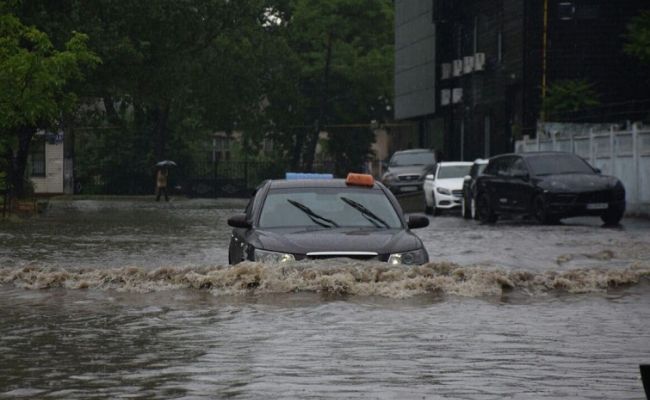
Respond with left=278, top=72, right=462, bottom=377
left=425, top=174, right=434, bottom=180
left=227, top=214, right=251, bottom=229
left=463, top=175, right=471, bottom=181
left=407, top=215, right=429, bottom=229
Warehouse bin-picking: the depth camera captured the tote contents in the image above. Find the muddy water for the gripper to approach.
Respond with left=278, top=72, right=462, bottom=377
left=1, top=198, right=650, bottom=399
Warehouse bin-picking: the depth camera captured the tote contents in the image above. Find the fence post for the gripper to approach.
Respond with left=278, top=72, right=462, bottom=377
left=570, top=133, right=575, bottom=154
left=589, top=128, right=595, bottom=166
left=536, top=133, right=540, bottom=151
left=633, top=123, right=640, bottom=205
left=552, top=131, right=557, bottom=151
left=609, top=126, right=615, bottom=177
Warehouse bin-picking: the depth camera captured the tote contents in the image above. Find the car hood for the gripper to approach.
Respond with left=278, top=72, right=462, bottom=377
left=535, top=173, right=619, bottom=192
left=248, top=227, right=423, bottom=255
left=385, top=165, right=432, bottom=178
left=434, top=177, right=465, bottom=190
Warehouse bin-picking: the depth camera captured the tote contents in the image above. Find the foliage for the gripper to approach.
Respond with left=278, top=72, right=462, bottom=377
left=0, top=8, right=99, bottom=197
left=542, top=80, right=600, bottom=121
left=624, top=10, right=650, bottom=65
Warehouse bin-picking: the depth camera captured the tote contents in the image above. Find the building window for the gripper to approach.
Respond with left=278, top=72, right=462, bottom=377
left=30, top=138, right=46, bottom=177
left=497, top=31, right=503, bottom=64
left=558, top=2, right=575, bottom=21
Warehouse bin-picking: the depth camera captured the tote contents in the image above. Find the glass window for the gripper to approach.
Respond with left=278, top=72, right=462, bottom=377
left=437, top=164, right=471, bottom=179
left=526, top=154, right=595, bottom=176
left=30, top=138, right=46, bottom=177
left=389, top=152, right=435, bottom=167
left=509, top=158, right=528, bottom=176
left=258, top=187, right=402, bottom=229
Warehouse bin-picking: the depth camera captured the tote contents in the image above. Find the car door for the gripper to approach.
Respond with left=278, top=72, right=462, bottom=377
left=492, top=156, right=516, bottom=211
left=505, top=156, right=534, bottom=212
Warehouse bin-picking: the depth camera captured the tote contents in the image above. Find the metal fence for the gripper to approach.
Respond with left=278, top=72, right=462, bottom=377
left=515, top=124, right=650, bottom=214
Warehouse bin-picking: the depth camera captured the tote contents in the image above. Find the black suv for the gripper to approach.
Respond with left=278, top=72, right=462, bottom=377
left=381, top=149, right=437, bottom=194
left=474, top=152, right=626, bottom=225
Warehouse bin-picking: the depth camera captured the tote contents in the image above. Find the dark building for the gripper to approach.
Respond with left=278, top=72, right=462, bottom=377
left=395, top=0, right=650, bottom=161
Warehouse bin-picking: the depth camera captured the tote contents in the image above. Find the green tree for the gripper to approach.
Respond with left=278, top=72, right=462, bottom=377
left=0, top=11, right=99, bottom=197
left=624, top=10, right=650, bottom=65
left=542, top=79, right=600, bottom=121
left=266, top=0, right=394, bottom=172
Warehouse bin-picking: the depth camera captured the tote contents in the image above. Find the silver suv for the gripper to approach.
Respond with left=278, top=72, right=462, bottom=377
left=381, top=149, right=437, bottom=194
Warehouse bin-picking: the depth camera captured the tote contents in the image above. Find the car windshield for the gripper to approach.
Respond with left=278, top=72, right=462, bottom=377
left=526, top=154, right=595, bottom=176
left=389, top=152, right=435, bottom=166
left=258, top=187, right=402, bottom=229
left=437, top=165, right=472, bottom=179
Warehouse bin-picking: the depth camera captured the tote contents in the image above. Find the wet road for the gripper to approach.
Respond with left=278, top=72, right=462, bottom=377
left=1, top=198, right=649, bottom=399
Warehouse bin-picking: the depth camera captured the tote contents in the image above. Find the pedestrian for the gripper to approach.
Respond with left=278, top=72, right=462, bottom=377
left=156, top=167, right=169, bottom=202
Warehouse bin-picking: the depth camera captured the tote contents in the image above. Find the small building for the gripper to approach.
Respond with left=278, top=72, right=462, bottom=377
left=30, top=131, right=73, bottom=195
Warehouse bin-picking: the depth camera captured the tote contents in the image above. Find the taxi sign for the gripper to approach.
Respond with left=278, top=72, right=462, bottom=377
left=346, top=173, right=374, bottom=187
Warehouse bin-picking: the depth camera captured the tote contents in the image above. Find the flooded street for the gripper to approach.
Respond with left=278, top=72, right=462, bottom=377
left=1, top=198, right=649, bottom=399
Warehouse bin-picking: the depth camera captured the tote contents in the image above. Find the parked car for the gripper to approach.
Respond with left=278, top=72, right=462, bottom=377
left=227, top=173, right=430, bottom=265
left=381, top=149, right=437, bottom=195
left=461, top=159, right=489, bottom=220
left=474, top=152, right=626, bottom=225
left=423, top=161, right=473, bottom=215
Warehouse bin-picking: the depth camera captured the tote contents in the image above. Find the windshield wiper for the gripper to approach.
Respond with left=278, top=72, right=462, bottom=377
left=287, top=199, right=339, bottom=228
left=340, top=197, right=390, bottom=228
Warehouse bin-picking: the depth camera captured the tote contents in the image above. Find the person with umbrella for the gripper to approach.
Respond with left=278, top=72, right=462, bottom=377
left=155, top=160, right=176, bottom=202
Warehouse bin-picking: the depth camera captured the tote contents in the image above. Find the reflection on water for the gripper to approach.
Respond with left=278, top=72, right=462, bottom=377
left=1, top=199, right=650, bottom=399
left=1, top=287, right=649, bottom=399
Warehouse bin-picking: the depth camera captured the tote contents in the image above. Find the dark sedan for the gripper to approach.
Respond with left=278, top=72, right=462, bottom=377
left=474, top=152, right=626, bottom=225
left=227, top=174, right=430, bottom=265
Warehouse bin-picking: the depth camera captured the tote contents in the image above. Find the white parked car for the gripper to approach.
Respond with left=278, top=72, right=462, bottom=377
left=423, top=162, right=473, bottom=215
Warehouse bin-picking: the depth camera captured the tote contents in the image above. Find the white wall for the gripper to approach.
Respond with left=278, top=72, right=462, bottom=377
left=515, top=125, right=650, bottom=215
left=32, top=142, right=64, bottom=194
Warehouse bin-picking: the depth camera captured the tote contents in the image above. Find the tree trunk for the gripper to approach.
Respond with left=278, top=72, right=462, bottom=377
left=10, top=125, right=36, bottom=198
left=153, top=104, right=170, bottom=162
left=290, top=131, right=305, bottom=170
left=303, top=33, right=333, bottom=172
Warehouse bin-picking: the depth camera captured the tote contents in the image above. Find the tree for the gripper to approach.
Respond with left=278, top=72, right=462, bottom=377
left=542, top=80, right=600, bottom=121
left=624, top=10, right=650, bottom=65
left=267, top=0, right=394, bottom=171
left=0, top=11, right=99, bottom=197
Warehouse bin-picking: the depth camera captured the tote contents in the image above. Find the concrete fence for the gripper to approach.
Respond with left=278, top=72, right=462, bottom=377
left=515, top=124, right=650, bottom=215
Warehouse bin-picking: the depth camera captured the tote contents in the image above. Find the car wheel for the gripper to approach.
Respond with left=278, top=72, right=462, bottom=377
left=424, top=194, right=433, bottom=215
left=432, top=193, right=441, bottom=216
left=471, top=198, right=478, bottom=220
left=533, top=195, right=559, bottom=225
left=601, top=205, right=624, bottom=226
left=462, top=195, right=471, bottom=219
left=477, top=193, right=497, bottom=223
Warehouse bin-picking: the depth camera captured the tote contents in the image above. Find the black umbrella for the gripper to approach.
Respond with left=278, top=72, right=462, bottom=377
left=156, top=160, right=177, bottom=167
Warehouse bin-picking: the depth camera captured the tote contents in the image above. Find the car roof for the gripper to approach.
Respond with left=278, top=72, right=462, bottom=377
left=268, top=179, right=381, bottom=190
left=438, top=161, right=473, bottom=167
left=492, top=151, right=576, bottom=160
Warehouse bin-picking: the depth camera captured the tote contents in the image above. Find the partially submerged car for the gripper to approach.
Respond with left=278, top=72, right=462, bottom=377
left=227, top=173, right=430, bottom=265
left=423, top=162, right=473, bottom=215
left=474, top=152, right=626, bottom=225
left=381, top=149, right=437, bottom=195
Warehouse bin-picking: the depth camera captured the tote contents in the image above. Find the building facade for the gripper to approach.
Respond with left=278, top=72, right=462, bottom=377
left=395, top=0, right=650, bottom=161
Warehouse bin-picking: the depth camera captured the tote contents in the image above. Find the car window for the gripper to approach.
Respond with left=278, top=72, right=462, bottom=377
left=509, top=158, right=528, bottom=177
left=483, top=159, right=499, bottom=175
left=437, top=165, right=471, bottom=179
left=495, top=157, right=514, bottom=177
left=389, top=152, right=435, bottom=167
left=258, top=187, right=403, bottom=229
left=526, top=154, right=595, bottom=176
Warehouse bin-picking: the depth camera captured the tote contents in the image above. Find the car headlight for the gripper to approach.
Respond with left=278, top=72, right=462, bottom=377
left=388, top=248, right=428, bottom=266
left=436, top=187, right=451, bottom=195
left=382, top=173, right=396, bottom=183
left=254, top=249, right=296, bottom=263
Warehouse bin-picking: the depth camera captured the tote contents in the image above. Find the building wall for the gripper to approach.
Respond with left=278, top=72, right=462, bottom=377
left=32, top=142, right=64, bottom=194
left=394, top=0, right=436, bottom=120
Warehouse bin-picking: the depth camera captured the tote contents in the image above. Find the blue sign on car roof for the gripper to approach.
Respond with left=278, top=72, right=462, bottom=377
left=285, top=172, right=334, bottom=180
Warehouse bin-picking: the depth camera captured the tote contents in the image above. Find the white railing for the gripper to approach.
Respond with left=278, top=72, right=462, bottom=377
left=515, top=124, right=650, bottom=214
